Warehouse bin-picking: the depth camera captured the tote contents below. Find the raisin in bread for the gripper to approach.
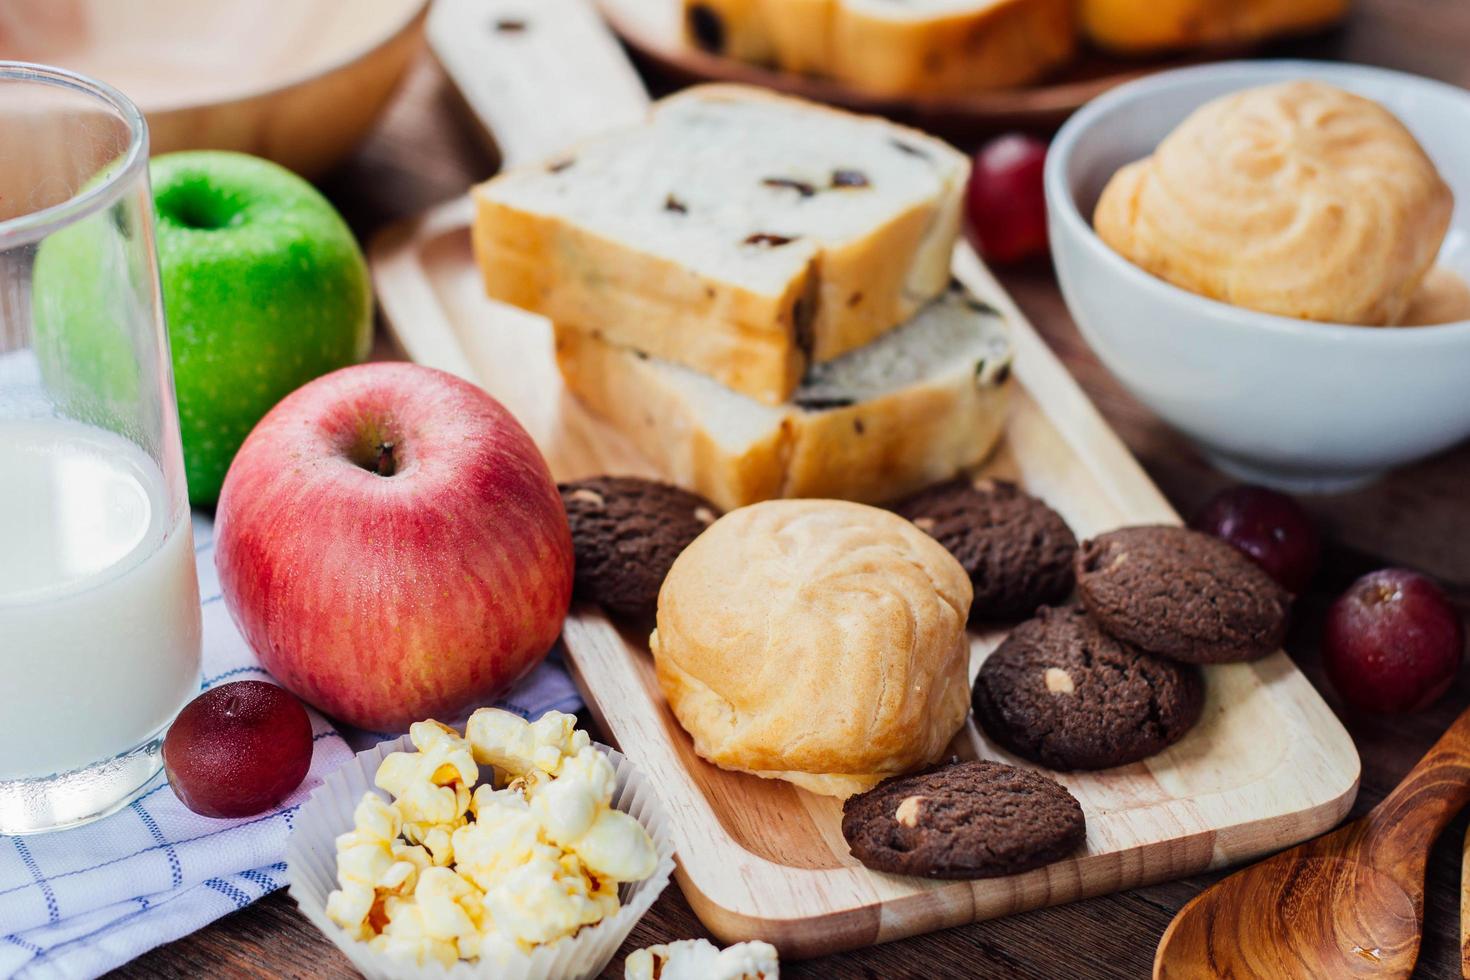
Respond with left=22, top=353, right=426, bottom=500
left=555, top=283, right=1013, bottom=511
left=682, top=0, right=1077, bottom=99
left=472, top=84, right=968, bottom=406
left=685, top=0, right=779, bottom=63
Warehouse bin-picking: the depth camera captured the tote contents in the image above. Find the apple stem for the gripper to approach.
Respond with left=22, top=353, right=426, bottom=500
left=375, top=442, right=396, bottom=478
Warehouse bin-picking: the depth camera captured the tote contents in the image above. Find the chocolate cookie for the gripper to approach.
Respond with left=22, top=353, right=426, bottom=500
left=894, top=478, right=1077, bottom=620
left=972, top=606, right=1205, bottom=770
left=841, top=761, right=1086, bottom=879
left=559, top=476, right=718, bottom=619
left=1076, top=525, right=1289, bottom=664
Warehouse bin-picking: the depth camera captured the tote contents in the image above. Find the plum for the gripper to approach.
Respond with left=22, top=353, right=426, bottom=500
left=163, top=680, right=313, bottom=818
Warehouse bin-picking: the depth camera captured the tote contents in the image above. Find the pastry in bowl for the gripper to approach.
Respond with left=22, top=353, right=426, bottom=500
left=1402, top=265, right=1470, bottom=327
left=650, top=499, right=971, bottom=798
left=1094, top=81, right=1453, bottom=326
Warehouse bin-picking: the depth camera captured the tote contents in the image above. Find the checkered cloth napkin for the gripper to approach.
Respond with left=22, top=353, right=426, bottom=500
left=0, top=515, right=583, bottom=980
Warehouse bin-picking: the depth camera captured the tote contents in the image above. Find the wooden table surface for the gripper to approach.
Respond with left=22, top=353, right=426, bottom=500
left=118, top=5, right=1470, bottom=977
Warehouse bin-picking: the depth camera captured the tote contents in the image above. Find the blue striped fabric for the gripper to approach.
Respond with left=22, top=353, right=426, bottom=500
left=0, top=515, right=582, bottom=979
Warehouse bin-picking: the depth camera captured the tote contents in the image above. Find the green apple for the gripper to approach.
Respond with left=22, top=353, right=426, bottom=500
left=153, top=151, right=371, bottom=504
left=30, top=165, right=156, bottom=443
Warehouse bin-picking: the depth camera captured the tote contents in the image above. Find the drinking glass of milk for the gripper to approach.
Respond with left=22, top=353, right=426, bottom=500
left=0, top=64, right=202, bottom=834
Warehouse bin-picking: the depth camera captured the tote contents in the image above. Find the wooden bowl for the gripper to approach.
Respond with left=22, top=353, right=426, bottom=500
left=0, top=0, right=428, bottom=177
left=598, top=0, right=1231, bottom=134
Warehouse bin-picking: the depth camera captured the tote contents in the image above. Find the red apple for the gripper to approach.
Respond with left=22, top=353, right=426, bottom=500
left=215, top=363, right=573, bottom=730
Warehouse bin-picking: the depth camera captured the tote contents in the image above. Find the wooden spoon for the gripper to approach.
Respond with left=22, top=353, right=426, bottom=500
left=1156, top=706, right=1470, bottom=978
left=1460, top=822, right=1470, bottom=977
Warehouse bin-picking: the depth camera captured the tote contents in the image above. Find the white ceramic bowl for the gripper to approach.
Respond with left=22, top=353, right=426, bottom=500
left=1046, top=60, right=1470, bottom=492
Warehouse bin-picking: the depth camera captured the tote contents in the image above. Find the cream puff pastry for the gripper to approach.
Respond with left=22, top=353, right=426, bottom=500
left=1095, top=81, right=1453, bottom=326
left=650, top=499, right=972, bottom=798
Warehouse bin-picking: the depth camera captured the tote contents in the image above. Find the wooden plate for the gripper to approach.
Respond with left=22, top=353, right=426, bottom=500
left=388, top=0, right=1360, bottom=956
left=597, top=0, right=1224, bottom=132
left=370, top=197, right=1360, bottom=957
left=0, top=0, right=428, bottom=177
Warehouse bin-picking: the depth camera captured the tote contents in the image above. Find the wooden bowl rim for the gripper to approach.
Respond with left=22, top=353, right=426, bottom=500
left=39, top=0, right=429, bottom=116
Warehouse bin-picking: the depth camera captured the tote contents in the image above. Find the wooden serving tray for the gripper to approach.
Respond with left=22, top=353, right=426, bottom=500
left=374, top=0, right=1361, bottom=956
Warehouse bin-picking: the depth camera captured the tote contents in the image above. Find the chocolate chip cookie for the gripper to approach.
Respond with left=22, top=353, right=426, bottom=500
left=841, top=761, right=1086, bottom=879
left=972, top=606, right=1205, bottom=770
left=559, top=476, right=718, bottom=619
left=1076, top=525, right=1289, bottom=664
left=894, top=478, right=1077, bottom=621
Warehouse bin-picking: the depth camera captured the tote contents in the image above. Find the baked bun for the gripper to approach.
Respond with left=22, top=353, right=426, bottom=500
left=650, top=499, right=972, bottom=797
left=1094, top=81, right=1453, bottom=326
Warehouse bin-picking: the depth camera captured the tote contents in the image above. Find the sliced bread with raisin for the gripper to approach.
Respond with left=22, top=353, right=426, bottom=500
left=555, top=283, right=1013, bottom=511
left=472, top=84, right=968, bottom=406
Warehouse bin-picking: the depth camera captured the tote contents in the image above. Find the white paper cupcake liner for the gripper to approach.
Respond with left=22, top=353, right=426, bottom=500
left=287, top=734, right=676, bottom=980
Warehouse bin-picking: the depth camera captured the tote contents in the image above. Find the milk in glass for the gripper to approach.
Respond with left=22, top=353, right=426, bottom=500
left=0, top=417, right=202, bottom=780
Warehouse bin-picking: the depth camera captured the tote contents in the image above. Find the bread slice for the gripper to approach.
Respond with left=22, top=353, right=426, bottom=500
left=1079, top=0, right=1347, bottom=54
left=834, top=0, right=1077, bottom=97
left=681, top=0, right=1077, bottom=99
left=555, top=283, right=1014, bottom=512
left=472, top=84, right=968, bottom=406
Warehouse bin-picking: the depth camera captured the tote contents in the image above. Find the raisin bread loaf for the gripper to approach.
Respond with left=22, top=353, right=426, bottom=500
left=472, top=85, right=968, bottom=406
left=681, top=0, right=1077, bottom=99
left=555, top=284, right=1013, bottom=511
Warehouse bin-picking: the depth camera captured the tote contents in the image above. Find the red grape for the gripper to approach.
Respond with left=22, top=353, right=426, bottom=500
left=1191, top=485, right=1321, bottom=595
left=163, top=680, right=313, bottom=818
left=965, top=133, right=1049, bottom=264
left=1323, top=569, right=1465, bottom=714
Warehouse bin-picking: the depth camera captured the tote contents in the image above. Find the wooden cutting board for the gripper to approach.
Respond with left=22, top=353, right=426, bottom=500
left=368, top=0, right=1361, bottom=957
